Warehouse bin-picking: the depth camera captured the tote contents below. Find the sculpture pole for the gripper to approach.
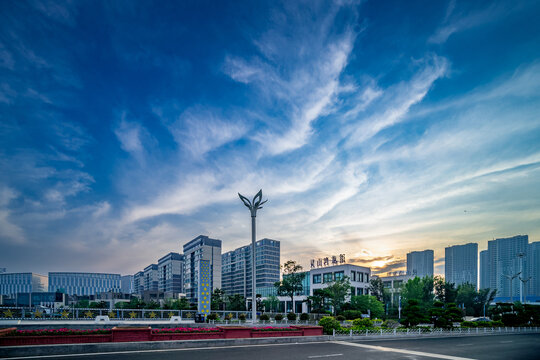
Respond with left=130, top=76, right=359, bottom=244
left=238, top=190, right=267, bottom=323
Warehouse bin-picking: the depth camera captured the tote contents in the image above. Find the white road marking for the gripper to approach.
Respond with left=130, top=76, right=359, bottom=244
left=456, top=343, right=473, bottom=346
left=331, top=341, right=477, bottom=360
left=308, top=354, right=343, bottom=358
left=500, top=340, right=513, bottom=343
left=1, top=341, right=331, bottom=359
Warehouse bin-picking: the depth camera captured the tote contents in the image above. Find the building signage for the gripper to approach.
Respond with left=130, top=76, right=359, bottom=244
left=310, top=254, right=346, bottom=268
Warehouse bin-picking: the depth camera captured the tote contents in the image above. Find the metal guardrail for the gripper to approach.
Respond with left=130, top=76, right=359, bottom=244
left=333, top=326, right=540, bottom=337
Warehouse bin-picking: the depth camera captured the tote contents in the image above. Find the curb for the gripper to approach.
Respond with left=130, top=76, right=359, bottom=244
left=0, top=335, right=332, bottom=358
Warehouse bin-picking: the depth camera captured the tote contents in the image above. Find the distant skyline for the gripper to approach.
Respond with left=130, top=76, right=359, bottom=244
left=1, top=1, right=539, bottom=276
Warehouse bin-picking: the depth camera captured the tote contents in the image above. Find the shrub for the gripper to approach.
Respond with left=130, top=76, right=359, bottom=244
left=336, top=315, right=346, bottom=321
left=299, top=313, right=309, bottom=321
left=491, top=320, right=504, bottom=327
left=460, top=321, right=476, bottom=328
left=382, top=319, right=400, bottom=329
left=318, top=316, right=341, bottom=335
left=225, top=313, right=234, bottom=320
left=206, top=313, right=219, bottom=321
left=274, top=314, right=284, bottom=321
left=342, top=310, right=364, bottom=320
left=260, top=314, right=270, bottom=321
left=238, top=313, right=246, bottom=321
left=352, top=318, right=373, bottom=328
left=287, top=312, right=297, bottom=321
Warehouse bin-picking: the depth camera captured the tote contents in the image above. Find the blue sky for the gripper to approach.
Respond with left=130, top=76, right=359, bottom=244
left=1, top=0, right=539, bottom=276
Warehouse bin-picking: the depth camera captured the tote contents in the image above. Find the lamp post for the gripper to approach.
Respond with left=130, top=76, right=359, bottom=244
left=517, top=253, right=525, bottom=303
left=519, top=276, right=532, bottom=304
left=238, top=189, right=267, bottom=324
left=502, top=272, right=521, bottom=303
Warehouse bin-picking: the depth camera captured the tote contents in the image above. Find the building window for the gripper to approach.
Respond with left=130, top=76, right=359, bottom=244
left=313, top=274, right=321, bottom=284
left=334, top=271, right=344, bottom=281
left=323, top=273, right=333, bottom=283
left=358, top=272, right=363, bottom=282
left=352, top=271, right=356, bottom=281
left=365, top=273, right=369, bottom=283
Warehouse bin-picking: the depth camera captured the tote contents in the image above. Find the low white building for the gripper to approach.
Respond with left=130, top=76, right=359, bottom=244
left=379, top=272, right=414, bottom=306
left=310, top=263, right=371, bottom=298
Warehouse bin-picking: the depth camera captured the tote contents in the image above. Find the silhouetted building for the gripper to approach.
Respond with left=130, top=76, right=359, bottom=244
left=445, top=243, right=478, bottom=288
left=121, top=275, right=134, bottom=294
left=143, top=264, right=159, bottom=292
left=480, top=250, right=490, bottom=290
left=488, top=235, right=529, bottom=301
left=406, top=250, right=434, bottom=278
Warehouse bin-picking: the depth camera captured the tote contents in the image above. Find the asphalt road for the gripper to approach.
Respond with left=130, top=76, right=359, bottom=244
left=4, top=334, right=540, bottom=360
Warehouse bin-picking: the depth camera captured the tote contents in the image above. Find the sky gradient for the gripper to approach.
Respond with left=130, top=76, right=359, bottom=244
left=1, top=0, right=539, bottom=276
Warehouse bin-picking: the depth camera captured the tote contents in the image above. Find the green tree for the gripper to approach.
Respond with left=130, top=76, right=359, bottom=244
left=262, top=295, right=279, bottom=312
left=369, top=278, right=391, bottom=303
left=308, top=288, right=330, bottom=314
left=226, top=294, right=246, bottom=311
left=274, top=260, right=305, bottom=312
left=325, top=276, right=351, bottom=315
left=429, top=301, right=463, bottom=328
left=402, top=299, right=427, bottom=327
left=401, top=276, right=434, bottom=309
left=89, top=301, right=108, bottom=309
left=434, top=276, right=457, bottom=304
left=211, top=288, right=226, bottom=310
left=350, top=295, right=384, bottom=319
left=166, top=298, right=190, bottom=310
left=74, top=300, right=90, bottom=308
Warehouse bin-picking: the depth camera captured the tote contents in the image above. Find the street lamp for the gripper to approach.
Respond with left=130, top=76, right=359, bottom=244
left=238, top=189, right=267, bottom=324
left=517, top=252, right=525, bottom=303
left=519, top=276, right=532, bottom=304
left=502, top=272, right=521, bottom=303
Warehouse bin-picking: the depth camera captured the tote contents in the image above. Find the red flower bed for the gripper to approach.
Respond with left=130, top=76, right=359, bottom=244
left=152, top=327, right=220, bottom=334
left=252, top=327, right=299, bottom=332
left=6, top=328, right=112, bottom=337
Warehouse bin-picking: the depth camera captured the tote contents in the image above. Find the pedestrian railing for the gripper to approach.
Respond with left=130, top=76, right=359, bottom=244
left=333, top=326, right=540, bottom=338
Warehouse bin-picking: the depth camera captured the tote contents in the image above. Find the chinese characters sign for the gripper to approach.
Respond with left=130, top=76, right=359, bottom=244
left=310, top=254, right=346, bottom=268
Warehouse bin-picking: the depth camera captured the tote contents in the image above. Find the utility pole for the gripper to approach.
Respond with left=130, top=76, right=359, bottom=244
left=517, top=253, right=525, bottom=303
left=239, top=190, right=267, bottom=324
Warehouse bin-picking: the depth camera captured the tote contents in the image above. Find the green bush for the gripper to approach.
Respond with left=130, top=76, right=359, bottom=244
left=287, top=312, right=297, bottom=321
left=342, top=310, right=364, bottom=320
left=318, top=316, right=341, bottom=335
left=352, top=318, right=373, bottom=328
left=238, top=313, right=246, bottom=321
left=460, top=321, right=477, bottom=328
left=491, top=320, right=504, bottom=327
left=260, top=314, right=270, bottom=321
left=382, top=319, right=400, bottom=329
left=336, top=315, right=346, bottom=321
left=274, top=314, right=284, bottom=321
left=207, top=313, right=218, bottom=321
left=299, top=313, right=309, bottom=321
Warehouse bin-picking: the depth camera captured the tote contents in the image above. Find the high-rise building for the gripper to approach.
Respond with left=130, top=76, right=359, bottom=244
left=221, top=238, right=280, bottom=298
left=48, top=272, right=120, bottom=296
left=143, top=264, right=159, bottom=292
left=445, top=243, right=478, bottom=287
left=158, top=252, right=184, bottom=295
left=527, top=241, right=540, bottom=301
left=479, top=250, right=490, bottom=290
left=121, top=275, right=134, bottom=294
left=488, top=235, right=529, bottom=301
left=0, top=273, right=48, bottom=296
left=183, top=235, right=222, bottom=303
left=133, top=271, right=144, bottom=295
left=406, top=250, right=434, bottom=278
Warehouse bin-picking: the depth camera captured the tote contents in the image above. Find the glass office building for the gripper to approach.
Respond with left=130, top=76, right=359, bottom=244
left=158, top=252, right=184, bottom=294
left=406, top=249, right=434, bottom=278
left=48, top=272, right=121, bottom=296
left=0, top=273, right=48, bottom=296
left=222, top=238, right=280, bottom=298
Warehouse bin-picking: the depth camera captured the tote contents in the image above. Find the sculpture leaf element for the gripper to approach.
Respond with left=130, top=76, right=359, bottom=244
left=238, top=193, right=252, bottom=208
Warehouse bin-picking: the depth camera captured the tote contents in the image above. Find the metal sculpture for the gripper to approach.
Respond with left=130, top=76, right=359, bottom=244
left=238, top=189, right=267, bottom=323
